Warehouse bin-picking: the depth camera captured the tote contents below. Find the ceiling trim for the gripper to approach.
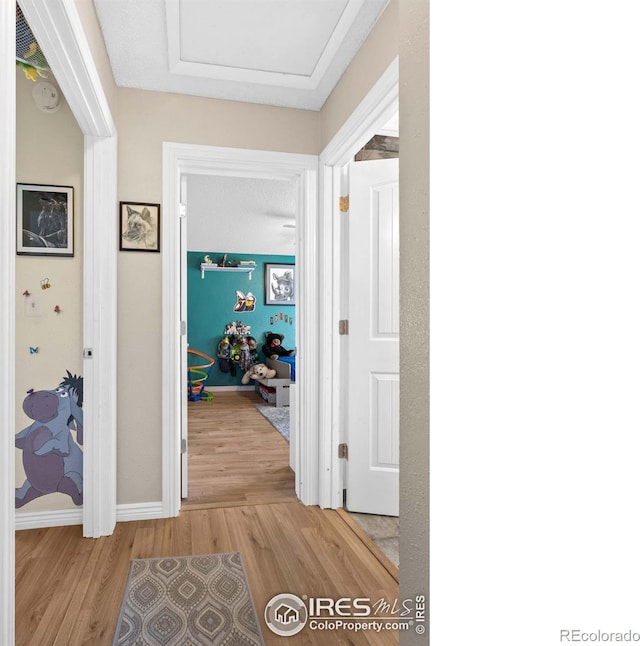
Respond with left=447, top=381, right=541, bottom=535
left=165, top=0, right=366, bottom=91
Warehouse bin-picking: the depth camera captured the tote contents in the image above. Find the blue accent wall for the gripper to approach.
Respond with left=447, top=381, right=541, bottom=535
left=187, top=252, right=296, bottom=386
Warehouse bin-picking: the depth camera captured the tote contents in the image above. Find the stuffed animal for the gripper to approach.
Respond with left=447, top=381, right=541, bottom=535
left=224, top=321, right=238, bottom=336
left=246, top=336, right=259, bottom=364
left=217, top=335, right=237, bottom=375
left=241, top=363, right=277, bottom=384
left=262, top=332, right=295, bottom=359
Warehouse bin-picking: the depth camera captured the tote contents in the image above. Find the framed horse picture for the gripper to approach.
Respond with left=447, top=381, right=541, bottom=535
left=17, top=183, right=74, bottom=256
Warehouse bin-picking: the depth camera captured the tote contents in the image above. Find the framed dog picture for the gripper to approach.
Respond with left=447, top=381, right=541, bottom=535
left=265, top=263, right=295, bottom=305
left=119, top=201, right=160, bottom=252
left=17, top=183, right=74, bottom=256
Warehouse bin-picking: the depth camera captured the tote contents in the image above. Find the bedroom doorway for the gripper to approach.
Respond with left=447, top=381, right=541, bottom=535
left=181, top=171, right=298, bottom=508
left=161, top=143, right=318, bottom=518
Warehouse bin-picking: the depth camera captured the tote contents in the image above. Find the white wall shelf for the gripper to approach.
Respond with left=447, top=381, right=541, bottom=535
left=200, top=263, right=255, bottom=279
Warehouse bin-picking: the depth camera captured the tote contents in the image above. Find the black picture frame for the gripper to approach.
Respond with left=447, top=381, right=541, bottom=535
left=17, top=183, right=74, bottom=256
left=265, top=263, right=295, bottom=305
left=119, top=201, right=160, bottom=252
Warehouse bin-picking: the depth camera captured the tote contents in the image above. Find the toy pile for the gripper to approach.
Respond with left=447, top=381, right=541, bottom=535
left=216, top=320, right=258, bottom=376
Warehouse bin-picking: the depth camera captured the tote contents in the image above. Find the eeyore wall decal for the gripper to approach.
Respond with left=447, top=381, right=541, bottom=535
left=15, top=371, right=83, bottom=508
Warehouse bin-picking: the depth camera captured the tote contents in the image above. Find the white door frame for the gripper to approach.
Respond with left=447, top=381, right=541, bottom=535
left=162, top=143, right=318, bottom=516
left=317, top=57, right=399, bottom=509
left=0, top=3, right=16, bottom=641
left=2, top=0, right=118, bottom=639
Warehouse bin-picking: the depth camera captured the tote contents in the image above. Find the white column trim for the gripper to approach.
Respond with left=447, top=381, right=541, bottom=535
left=83, top=135, right=118, bottom=537
left=318, top=57, right=399, bottom=508
left=162, top=143, right=319, bottom=514
left=0, top=1, right=16, bottom=641
left=162, top=144, right=182, bottom=518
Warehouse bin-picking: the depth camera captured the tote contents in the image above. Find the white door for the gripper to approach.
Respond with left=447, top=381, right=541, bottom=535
left=180, top=176, right=189, bottom=498
left=346, top=158, right=399, bottom=516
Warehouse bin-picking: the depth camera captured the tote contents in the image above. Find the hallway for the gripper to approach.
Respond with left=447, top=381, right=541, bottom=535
left=15, top=502, right=399, bottom=645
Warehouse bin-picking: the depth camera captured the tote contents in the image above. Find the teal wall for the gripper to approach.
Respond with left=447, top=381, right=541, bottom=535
left=187, top=252, right=296, bottom=386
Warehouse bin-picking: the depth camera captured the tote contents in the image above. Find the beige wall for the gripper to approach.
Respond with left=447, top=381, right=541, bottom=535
left=115, top=90, right=319, bottom=503
left=15, top=70, right=84, bottom=513
left=320, top=0, right=399, bottom=149
left=399, top=1, right=429, bottom=644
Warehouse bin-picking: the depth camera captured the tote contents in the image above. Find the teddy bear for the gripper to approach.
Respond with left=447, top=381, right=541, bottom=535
left=262, top=332, right=295, bottom=359
left=241, top=363, right=277, bottom=384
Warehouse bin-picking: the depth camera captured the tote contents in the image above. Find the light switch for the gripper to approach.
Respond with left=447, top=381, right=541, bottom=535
left=24, top=296, right=42, bottom=317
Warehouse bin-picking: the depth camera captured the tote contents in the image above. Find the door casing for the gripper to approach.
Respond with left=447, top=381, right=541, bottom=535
left=162, top=143, right=318, bottom=515
left=318, top=57, right=399, bottom=508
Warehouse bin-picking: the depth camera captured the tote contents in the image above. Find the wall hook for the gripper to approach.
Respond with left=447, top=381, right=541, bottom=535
left=22, top=290, right=31, bottom=297
left=54, top=305, right=61, bottom=314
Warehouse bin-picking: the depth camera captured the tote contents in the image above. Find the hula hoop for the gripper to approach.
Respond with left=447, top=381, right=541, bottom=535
left=187, top=349, right=216, bottom=402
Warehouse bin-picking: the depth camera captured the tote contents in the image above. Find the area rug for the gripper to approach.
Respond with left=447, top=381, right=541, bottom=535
left=255, top=403, right=290, bottom=442
left=113, top=552, right=264, bottom=645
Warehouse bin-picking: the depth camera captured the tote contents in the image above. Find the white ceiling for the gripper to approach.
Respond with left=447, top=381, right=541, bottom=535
left=186, top=174, right=297, bottom=255
left=93, top=0, right=389, bottom=110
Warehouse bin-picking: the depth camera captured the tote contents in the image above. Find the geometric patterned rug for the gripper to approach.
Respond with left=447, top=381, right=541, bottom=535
left=113, top=552, right=264, bottom=645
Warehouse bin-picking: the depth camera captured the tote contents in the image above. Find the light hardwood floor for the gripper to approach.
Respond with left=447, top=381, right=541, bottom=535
left=184, top=391, right=296, bottom=509
left=15, top=392, right=400, bottom=645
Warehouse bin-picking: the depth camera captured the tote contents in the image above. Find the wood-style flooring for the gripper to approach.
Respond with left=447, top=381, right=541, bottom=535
left=184, top=391, right=296, bottom=509
left=15, top=391, right=399, bottom=644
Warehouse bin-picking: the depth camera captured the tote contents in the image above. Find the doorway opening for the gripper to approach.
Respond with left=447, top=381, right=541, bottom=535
left=181, top=172, right=298, bottom=509
left=161, top=143, right=318, bottom=518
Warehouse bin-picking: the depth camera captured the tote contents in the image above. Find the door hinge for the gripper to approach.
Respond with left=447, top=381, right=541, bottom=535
left=179, top=203, right=187, bottom=218
left=340, top=195, right=349, bottom=212
left=338, top=320, right=349, bottom=335
left=338, top=443, right=348, bottom=459
left=180, top=320, right=186, bottom=335
left=181, top=438, right=187, bottom=453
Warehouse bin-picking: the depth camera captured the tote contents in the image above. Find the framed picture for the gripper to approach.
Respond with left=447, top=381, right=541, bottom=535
left=17, top=183, right=74, bottom=256
left=265, top=263, right=295, bottom=305
left=119, top=201, right=160, bottom=252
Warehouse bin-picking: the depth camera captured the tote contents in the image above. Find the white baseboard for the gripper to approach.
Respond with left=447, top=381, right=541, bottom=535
left=15, top=501, right=167, bottom=530
left=116, top=501, right=165, bottom=523
left=15, top=508, right=82, bottom=530
left=206, top=385, right=254, bottom=392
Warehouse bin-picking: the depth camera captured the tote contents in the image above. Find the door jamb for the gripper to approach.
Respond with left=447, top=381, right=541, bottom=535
left=0, top=3, right=16, bottom=642
left=162, top=143, right=318, bottom=516
left=317, top=57, right=399, bottom=509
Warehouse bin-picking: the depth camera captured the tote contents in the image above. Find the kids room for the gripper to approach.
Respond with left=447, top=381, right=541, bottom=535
left=183, top=172, right=297, bottom=507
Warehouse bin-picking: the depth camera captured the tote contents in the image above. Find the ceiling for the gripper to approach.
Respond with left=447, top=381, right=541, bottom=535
left=93, top=0, right=389, bottom=110
left=186, top=174, right=297, bottom=255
